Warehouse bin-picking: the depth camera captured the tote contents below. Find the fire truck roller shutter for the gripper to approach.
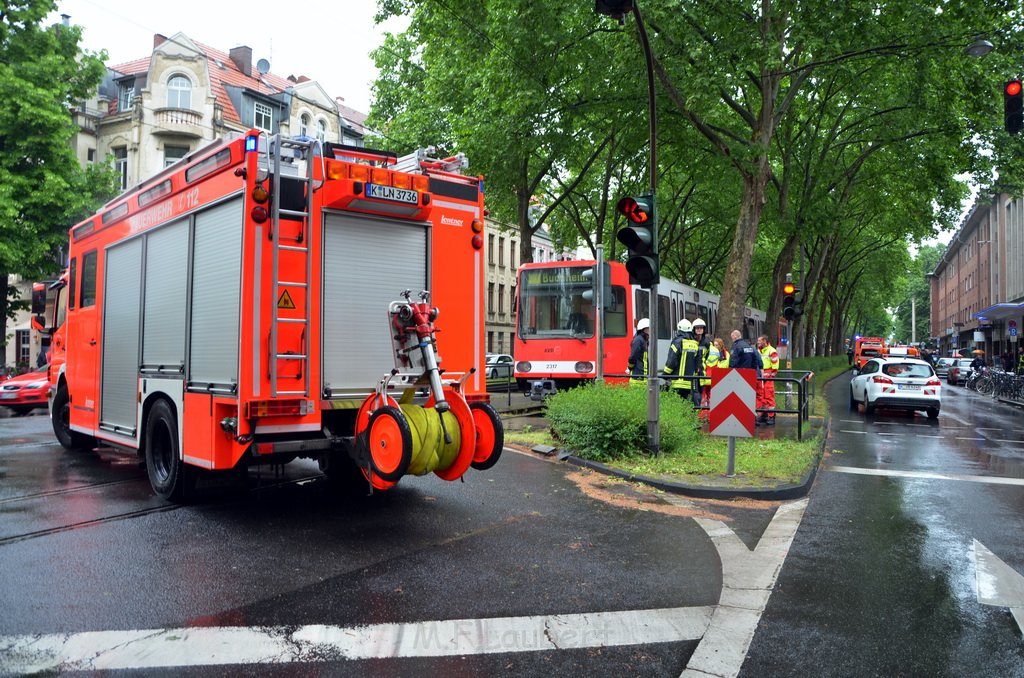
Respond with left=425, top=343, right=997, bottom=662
left=142, top=219, right=188, bottom=374
left=322, top=212, right=429, bottom=394
left=100, top=238, right=143, bottom=434
left=189, top=198, right=243, bottom=390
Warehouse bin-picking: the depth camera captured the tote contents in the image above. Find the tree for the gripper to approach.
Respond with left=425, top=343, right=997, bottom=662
left=0, top=2, right=115, bottom=362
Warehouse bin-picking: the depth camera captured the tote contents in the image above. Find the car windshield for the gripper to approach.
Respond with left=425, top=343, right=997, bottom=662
left=882, top=363, right=932, bottom=378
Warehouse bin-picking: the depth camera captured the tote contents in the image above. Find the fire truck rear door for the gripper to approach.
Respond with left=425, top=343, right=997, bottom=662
left=322, top=212, right=429, bottom=396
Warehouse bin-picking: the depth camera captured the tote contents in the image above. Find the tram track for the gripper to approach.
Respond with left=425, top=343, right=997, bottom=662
left=0, top=473, right=324, bottom=547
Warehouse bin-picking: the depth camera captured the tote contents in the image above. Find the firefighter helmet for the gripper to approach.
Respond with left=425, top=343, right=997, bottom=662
left=636, top=318, right=650, bottom=331
left=692, top=318, right=706, bottom=329
left=677, top=319, right=693, bottom=332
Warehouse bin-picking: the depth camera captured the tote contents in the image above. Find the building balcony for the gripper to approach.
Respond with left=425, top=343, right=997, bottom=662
left=151, top=108, right=205, bottom=138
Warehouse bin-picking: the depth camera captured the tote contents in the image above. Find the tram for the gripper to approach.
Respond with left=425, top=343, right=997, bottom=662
left=513, top=259, right=767, bottom=393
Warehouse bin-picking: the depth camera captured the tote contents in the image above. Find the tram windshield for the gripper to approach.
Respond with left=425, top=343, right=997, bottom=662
left=517, top=265, right=597, bottom=339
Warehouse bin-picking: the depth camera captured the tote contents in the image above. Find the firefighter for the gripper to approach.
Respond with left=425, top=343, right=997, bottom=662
left=699, top=336, right=730, bottom=418
left=663, top=319, right=702, bottom=406
left=628, top=318, right=650, bottom=380
left=756, top=335, right=780, bottom=425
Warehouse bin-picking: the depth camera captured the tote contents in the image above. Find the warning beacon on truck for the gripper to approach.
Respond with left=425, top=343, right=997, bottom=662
left=32, top=133, right=503, bottom=501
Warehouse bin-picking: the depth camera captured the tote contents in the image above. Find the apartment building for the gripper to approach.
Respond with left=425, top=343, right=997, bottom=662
left=929, top=192, right=1024, bottom=359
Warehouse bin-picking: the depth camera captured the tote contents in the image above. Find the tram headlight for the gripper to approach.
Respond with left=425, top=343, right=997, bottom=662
left=517, top=362, right=531, bottom=373
left=574, top=361, right=594, bottom=374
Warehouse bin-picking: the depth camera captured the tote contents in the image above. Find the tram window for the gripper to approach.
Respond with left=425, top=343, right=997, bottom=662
left=685, top=301, right=697, bottom=320
left=658, top=294, right=671, bottom=340
left=698, top=304, right=708, bottom=324
left=634, top=290, right=650, bottom=326
left=604, top=286, right=627, bottom=337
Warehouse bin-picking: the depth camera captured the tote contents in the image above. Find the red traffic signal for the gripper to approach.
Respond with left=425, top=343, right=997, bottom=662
left=1005, top=79, right=1023, bottom=134
left=782, top=282, right=796, bottom=295
left=616, top=196, right=652, bottom=225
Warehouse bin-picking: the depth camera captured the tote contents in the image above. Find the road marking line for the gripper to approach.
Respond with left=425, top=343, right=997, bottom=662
left=839, top=430, right=867, bottom=434
left=876, top=433, right=903, bottom=436
left=830, top=466, right=1024, bottom=487
left=991, top=439, right=1024, bottom=444
left=682, top=499, right=808, bottom=677
left=977, top=427, right=1002, bottom=431
left=956, top=437, right=986, bottom=441
left=918, top=435, right=944, bottom=439
left=974, top=540, right=1024, bottom=634
left=0, top=607, right=714, bottom=672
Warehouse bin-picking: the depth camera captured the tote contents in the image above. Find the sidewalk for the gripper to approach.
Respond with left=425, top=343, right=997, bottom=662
left=491, top=388, right=826, bottom=501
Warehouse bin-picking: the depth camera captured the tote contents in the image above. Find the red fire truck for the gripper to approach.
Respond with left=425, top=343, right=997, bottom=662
left=32, top=132, right=503, bottom=501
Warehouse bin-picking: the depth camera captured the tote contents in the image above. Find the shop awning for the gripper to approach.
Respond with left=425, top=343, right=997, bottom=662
left=975, top=303, right=1024, bottom=323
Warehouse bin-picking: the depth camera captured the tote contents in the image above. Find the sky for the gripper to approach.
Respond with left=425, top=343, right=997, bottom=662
left=51, top=0, right=408, bottom=113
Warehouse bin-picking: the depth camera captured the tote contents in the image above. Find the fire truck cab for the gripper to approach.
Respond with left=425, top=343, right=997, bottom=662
left=36, top=132, right=503, bottom=501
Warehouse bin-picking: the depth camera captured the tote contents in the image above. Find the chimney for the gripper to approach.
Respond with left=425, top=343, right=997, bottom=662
left=153, top=33, right=167, bottom=48
left=229, top=46, right=253, bottom=77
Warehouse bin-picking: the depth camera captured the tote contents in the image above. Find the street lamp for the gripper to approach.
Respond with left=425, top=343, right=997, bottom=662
left=966, top=37, right=994, bottom=58
left=595, top=0, right=661, bottom=453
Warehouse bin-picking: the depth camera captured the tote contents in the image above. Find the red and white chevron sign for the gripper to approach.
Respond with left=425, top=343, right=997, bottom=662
left=708, top=367, right=756, bottom=438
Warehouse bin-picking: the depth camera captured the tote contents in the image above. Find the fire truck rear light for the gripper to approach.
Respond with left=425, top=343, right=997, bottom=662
left=518, top=362, right=532, bottom=373
left=251, top=186, right=269, bottom=203
left=575, top=362, right=594, bottom=373
left=471, top=220, right=484, bottom=233
left=392, top=174, right=411, bottom=189
left=349, top=165, right=370, bottom=181
left=245, top=399, right=313, bottom=418
left=326, top=161, right=347, bottom=180
left=251, top=206, right=268, bottom=223
left=471, top=235, right=483, bottom=249
left=413, top=175, right=429, bottom=192
left=371, top=168, right=391, bottom=185
left=255, top=442, right=274, bottom=456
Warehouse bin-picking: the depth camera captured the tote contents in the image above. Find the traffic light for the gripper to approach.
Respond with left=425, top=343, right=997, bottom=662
left=581, top=262, right=613, bottom=308
left=782, top=281, right=797, bottom=320
left=1005, top=80, right=1023, bottom=134
left=616, top=194, right=658, bottom=288
left=595, top=0, right=634, bottom=19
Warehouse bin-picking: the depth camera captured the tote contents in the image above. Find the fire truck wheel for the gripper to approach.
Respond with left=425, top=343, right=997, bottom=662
left=144, top=399, right=195, bottom=502
left=365, top=406, right=412, bottom=482
left=51, top=384, right=95, bottom=450
left=468, top=401, right=504, bottom=471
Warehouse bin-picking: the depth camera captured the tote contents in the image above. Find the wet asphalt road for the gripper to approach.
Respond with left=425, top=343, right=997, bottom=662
left=0, top=406, right=782, bottom=676
left=741, top=373, right=1024, bottom=677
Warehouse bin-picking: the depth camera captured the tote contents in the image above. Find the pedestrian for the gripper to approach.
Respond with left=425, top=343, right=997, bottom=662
left=846, top=345, right=854, bottom=366
left=699, top=336, right=730, bottom=417
left=970, top=350, right=987, bottom=373
left=663, top=319, right=702, bottom=406
left=756, top=335, right=780, bottom=425
left=729, top=330, right=761, bottom=372
left=1002, top=351, right=1013, bottom=372
left=1017, top=346, right=1024, bottom=376
left=628, top=318, right=650, bottom=381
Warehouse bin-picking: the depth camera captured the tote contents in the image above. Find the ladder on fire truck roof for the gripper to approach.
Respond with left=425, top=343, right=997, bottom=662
left=392, top=147, right=469, bottom=175
left=264, top=134, right=320, bottom=398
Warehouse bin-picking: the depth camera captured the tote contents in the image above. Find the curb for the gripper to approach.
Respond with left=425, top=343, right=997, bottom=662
left=562, top=448, right=822, bottom=501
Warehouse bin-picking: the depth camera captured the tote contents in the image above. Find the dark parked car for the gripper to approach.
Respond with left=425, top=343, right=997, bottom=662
left=933, top=357, right=955, bottom=379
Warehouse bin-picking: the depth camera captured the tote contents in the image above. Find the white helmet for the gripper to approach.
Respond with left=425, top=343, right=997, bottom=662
left=692, top=318, right=706, bottom=329
left=677, top=319, right=693, bottom=332
left=636, top=318, right=650, bottom=331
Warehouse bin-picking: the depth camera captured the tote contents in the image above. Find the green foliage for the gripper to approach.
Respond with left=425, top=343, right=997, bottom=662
left=544, top=381, right=702, bottom=461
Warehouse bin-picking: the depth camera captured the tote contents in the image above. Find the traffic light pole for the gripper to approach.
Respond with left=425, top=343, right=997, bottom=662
left=635, top=1, right=660, bottom=454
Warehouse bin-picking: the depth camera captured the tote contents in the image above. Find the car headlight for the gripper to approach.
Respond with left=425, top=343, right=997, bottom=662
left=26, top=381, right=48, bottom=389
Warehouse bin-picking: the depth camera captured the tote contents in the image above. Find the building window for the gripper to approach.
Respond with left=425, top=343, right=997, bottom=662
left=488, top=282, right=495, bottom=313
left=316, top=119, right=327, bottom=143
left=87, top=148, right=95, bottom=163
left=117, top=79, right=135, bottom=112
left=300, top=114, right=310, bottom=137
left=499, top=284, right=505, bottom=314
left=488, top=234, right=495, bottom=261
left=254, top=101, right=273, bottom=131
left=499, top=237, right=505, bottom=267
left=16, top=329, right=30, bottom=366
left=167, top=75, right=192, bottom=109
left=113, top=146, right=128, bottom=189
left=164, top=145, right=189, bottom=167
left=487, top=331, right=493, bottom=352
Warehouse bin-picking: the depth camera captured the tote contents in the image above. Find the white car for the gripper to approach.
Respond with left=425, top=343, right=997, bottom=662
left=485, top=353, right=514, bottom=379
left=850, top=357, right=941, bottom=419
